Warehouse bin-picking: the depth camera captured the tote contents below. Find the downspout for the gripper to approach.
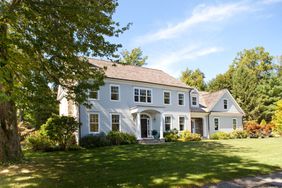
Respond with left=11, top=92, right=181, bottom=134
left=78, top=103, right=82, bottom=145
left=207, top=112, right=211, bottom=139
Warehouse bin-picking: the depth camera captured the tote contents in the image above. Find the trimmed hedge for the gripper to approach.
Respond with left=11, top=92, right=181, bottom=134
left=80, top=131, right=137, bottom=149
left=210, top=132, right=230, bottom=140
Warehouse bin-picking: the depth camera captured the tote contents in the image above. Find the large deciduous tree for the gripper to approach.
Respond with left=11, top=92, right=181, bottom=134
left=180, top=68, right=206, bottom=91
left=120, top=47, right=148, bottom=66
left=0, top=0, right=128, bottom=162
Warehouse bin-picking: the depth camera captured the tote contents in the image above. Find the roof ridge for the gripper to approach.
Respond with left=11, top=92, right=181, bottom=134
left=87, top=57, right=165, bottom=72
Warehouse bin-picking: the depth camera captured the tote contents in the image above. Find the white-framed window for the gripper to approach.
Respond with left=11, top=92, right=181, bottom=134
left=163, top=91, right=171, bottom=105
left=191, top=96, right=197, bottom=106
left=232, top=118, right=237, bottom=130
left=134, top=87, right=152, bottom=103
left=110, top=85, right=120, bottom=101
left=179, top=116, right=185, bottom=131
left=165, top=116, right=172, bottom=132
left=89, top=113, right=99, bottom=133
left=178, top=93, right=185, bottom=106
left=223, top=99, right=228, bottom=109
left=89, top=90, right=99, bottom=100
left=214, top=117, right=219, bottom=131
left=111, top=113, right=121, bottom=131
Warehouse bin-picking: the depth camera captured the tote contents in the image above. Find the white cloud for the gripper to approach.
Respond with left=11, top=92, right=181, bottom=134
left=135, top=2, right=250, bottom=45
left=260, top=0, right=282, bottom=4
left=148, top=46, right=223, bottom=76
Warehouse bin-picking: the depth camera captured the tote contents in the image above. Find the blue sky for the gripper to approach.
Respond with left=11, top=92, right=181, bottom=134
left=112, top=0, right=282, bottom=81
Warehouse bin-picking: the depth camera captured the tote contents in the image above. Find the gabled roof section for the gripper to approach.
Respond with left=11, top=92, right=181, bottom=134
left=191, top=89, right=245, bottom=115
left=88, top=58, right=191, bottom=89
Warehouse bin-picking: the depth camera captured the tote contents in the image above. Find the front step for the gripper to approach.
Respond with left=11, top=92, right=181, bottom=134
left=138, top=139, right=165, bottom=145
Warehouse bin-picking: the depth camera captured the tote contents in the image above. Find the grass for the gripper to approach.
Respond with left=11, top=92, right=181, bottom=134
left=0, top=138, right=282, bottom=188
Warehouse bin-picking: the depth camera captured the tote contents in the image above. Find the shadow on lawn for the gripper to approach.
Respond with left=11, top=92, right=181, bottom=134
left=0, top=141, right=280, bottom=188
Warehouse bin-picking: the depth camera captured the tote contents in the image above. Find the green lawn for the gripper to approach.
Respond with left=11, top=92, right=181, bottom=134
left=1, top=138, right=282, bottom=188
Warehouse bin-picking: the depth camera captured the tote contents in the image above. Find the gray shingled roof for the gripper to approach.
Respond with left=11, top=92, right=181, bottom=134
left=191, top=89, right=227, bottom=113
left=88, top=58, right=191, bottom=89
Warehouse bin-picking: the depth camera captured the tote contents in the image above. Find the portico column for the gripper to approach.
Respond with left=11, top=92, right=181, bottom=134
left=160, top=113, right=164, bottom=139
left=136, top=112, right=141, bottom=140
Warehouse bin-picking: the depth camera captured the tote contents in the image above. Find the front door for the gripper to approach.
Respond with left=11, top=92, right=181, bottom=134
left=141, top=119, right=148, bottom=138
left=191, top=118, right=203, bottom=136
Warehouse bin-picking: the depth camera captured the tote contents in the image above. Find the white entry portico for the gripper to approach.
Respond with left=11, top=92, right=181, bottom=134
left=130, top=105, right=165, bottom=140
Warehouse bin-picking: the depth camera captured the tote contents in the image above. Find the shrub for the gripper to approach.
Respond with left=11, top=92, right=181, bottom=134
left=244, top=121, right=273, bottom=138
left=179, top=131, right=201, bottom=141
left=41, top=115, right=80, bottom=150
left=80, top=133, right=110, bottom=148
left=261, top=123, right=274, bottom=137
left=164, top=130, right=178, bottom=142
left=26, top=131, right=55, bottom=151
left=244, top=121, right=261, bottom=138
left=210, top=132, right=230, bottom=140
left=106, top=131, right=137, bottom=145
left=230, top=130, right=248, bottom=139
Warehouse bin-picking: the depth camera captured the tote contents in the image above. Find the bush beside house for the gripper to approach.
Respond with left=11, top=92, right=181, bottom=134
left=25, top=115, right=80, bottom=151
left=80, top=131, right=137, bottom=149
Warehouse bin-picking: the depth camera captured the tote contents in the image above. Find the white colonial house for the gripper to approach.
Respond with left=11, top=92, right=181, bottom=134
left=57, top=59, right=245, bottom=141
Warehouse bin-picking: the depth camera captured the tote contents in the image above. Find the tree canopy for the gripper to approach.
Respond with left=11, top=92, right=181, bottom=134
left=180, top=68, right=206, bottom=91
left=120, top=47, right=148, bottom=66
left=0, top=0, right=128, bottom=161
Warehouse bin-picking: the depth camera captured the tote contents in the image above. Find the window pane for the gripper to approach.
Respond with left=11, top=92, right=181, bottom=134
left=214, top=118, right=219, bottom=130
left=90, top=114, right=99, bottom=132
left=134, top=96, right=139, bottom=102
left=233, top=119, right=237, bottom=130
left=111, top=86, right=119, bottom=100
left=165, top=116, right=171, bottom=132
left=178, top=93, right=184, bottom=105
left=140, top=89, right=146, bottom=95
left=192, top=97, right=197, bottom=105
left=90, top=123, right=98, bottom=132
left=111, top=93, right=119, bottom=100
left=147, top=96, right=151, bottom=103
left=164, top=92, right=170, bottom=104
left=179, top=117, right=184, bottom=131
left=147, top=90, right=151, bottom=97
left=224, top=100, right=228, bottom=109
left=89, top=90, right=98, bottom=99
left=112, top=124, right=119, bottom=131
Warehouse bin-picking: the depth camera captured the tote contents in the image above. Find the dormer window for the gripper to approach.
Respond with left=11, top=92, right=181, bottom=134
left=192, top=96, right=197, bottom=106
left=223, top=99, right=228, bottom=109
left=190, top=89, right=199, bottom=107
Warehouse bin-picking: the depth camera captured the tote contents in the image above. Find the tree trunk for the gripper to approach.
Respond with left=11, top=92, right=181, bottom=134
left=0, top=17, right=23, bottom=162
left=0, top=100, right=22, bottom=162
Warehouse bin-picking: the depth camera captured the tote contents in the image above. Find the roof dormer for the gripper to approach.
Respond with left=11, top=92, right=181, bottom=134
left=190, top=89, right=199, bottom=108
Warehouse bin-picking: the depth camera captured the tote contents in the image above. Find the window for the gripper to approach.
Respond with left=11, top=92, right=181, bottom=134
left=111, top=114, right=120, bottom=131
left=110, top=85, right=119, bottom=101
left=192, top=96, right=197, bottom=106
left=89, top=114, right=99, bottom=133
left=89, top=90, right=98, bottom=100
left=164, top=91, right=171, bottom=104
left=165, top=116, right=172, bottom=132
left=179, top=116, right=185, bottom=131
left=214, top=118, right=219, bottom=130
left=178, top=93, right=184, bottom=105
left=134, top=88, right=152, bottom=103
left=223, top=99, right=228, bottom=109
left=232, top=118, right=237, bottom=130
